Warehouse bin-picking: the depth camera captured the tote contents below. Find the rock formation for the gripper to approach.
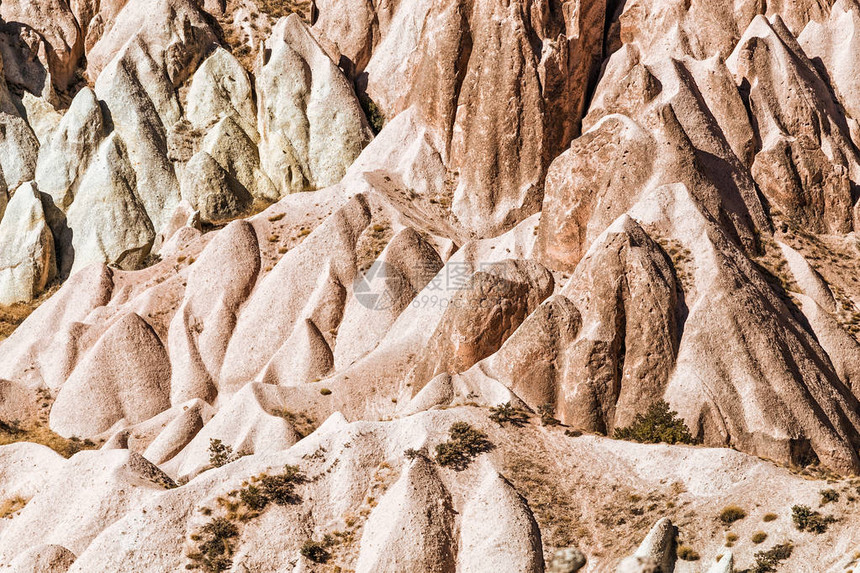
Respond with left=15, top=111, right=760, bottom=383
left=0, top=0, right=859, bottom=571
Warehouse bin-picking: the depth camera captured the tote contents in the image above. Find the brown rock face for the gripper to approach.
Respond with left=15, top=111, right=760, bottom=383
left=480, top=216, right=678, bottom=433
left=730, top=16, right=860, bottom=234
left=558, top=216, right=680, bottom=433
left=537, top=116, right=657, bottom=271
left=405, top=259, right=554, bottom=392
left=363, top=0, right=607, bottom=237
left=0, top=0, right=83, bottom=90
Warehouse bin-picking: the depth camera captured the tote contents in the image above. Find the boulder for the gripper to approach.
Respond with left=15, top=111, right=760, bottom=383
left=65, top=134, right=155, bottom=275
left=0, top=182, right=56, bottom=305
left=632, top=518, right=677, bottom=573
left=180, top=151, right=253, bottom=225
left=257, top=14, right=372, bottom=195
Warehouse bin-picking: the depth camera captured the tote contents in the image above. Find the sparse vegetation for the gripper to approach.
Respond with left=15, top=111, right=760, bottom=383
left=0, top=496, right=28, bottom=519
left=300, top=539, right=331, bottom=563
left=434, top=422, right=493, bottom=470
left=257, top=0, right=313, bottom=20
left=489, top=402, right=530, bottom=427
left=719, top=505, right=747, bottom=525
left=208, top=439, right=236, bottom=468
left=820, top=488, right=839, bottom=505
left=403, top=448, right=423, bottom=460
left=186, top=517, right=239, bottom=572
left=791, top=504, right=836, bottom=534
left=614, top=401, right=696, bottom=445
left=752, top=531, right=768, bottom=544
left=358, top=92, right=385, bottom=135
left=258, top=465, right=306, bottom=506
left=677, top=544, right=700, bottom=561
left=273, top=409, right=317, bottom=439
left=320, top=388, right=332, bottom=396
left=238, top=485, right=268, bottom=511
left=187, top=465, right=306, bottom=571
left=0, top=418, right=99, bottom=458
left=725, top=532, right=739, bottom=547
left=0, top=282, right=61, bottom=341
left=564, top=429, right=582, bottom=438
left=539, top=403, right=561, bottom=426
left=745, top=542, right=794, bottom=573
left=763, top=513, right=778, bottom=522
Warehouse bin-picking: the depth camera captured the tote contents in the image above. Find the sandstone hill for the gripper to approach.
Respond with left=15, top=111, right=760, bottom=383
left=1, top=0, right=860, bottom=571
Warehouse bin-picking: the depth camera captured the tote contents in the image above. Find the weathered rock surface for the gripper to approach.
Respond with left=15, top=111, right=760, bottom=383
left=1, top=1, right=860, bottom=571
left=35, top=87, right=105, bottom=211
left=180, top=151, right=253, bottom=224
left=257, top=15, right=372, bottom=195
left=50, top=312, right=171, bottom=437
left=5, top=544, right=77, bottom=573
left=355, top=455, right=456, bottom=573
left=0, top=0, right=83, bottom=90
left=64, top=134, right=155, bottom=275
left=0, top=182, right=56, bottom=305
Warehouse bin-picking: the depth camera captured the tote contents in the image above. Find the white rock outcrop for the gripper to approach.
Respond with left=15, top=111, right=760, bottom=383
left=0, top=182, right=56, bottom=305
left=257, top=15, right=373, bottom=195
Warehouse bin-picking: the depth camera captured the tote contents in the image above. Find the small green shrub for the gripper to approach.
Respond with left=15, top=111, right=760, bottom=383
left=614, top=401, right=696, bottom=445
left=791, top=505, right=836, bottom=534
left=719, top=505, right=747, bottom=525
left=404, top=448, right=422, bottom=460
left=434, top=422, right=493, bottom=470
left=188, top=517, right=239, bottom=572
left=300, top=540, right=330, bottom=563
left=319, top=388, right=332, bottom=396
left=564, top=429, right=582, bottom=438
left=259, top=465, right=306, bottom=506
left=748, top=542, right=793, bottom=572
left=489, top=402, right=529, bottom=427
left=238, top=485, right=268, bottom=511
left=208, top=439, right=235, bottom=468
left=752, top=531, right=768, bottom=544
left=820, top=489, right=839, bottom=505
left=762, top=513, right=778, bottom=522
left=677, top=545, right=700, bottom=561
left=358, top=93, right=385, bottom=135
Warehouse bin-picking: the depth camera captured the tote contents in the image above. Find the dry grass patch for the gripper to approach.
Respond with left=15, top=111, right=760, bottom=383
left=256, top=0, right=313, bottom=20
left=0, top=282, right=61, bottom=341
left=719, top=505, right=747, bottom=525
left=273, top=409, right=318, bottom=438
left=0, top=419, right=100, bottom=458
left=0, top=495, right=28, bottom=519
